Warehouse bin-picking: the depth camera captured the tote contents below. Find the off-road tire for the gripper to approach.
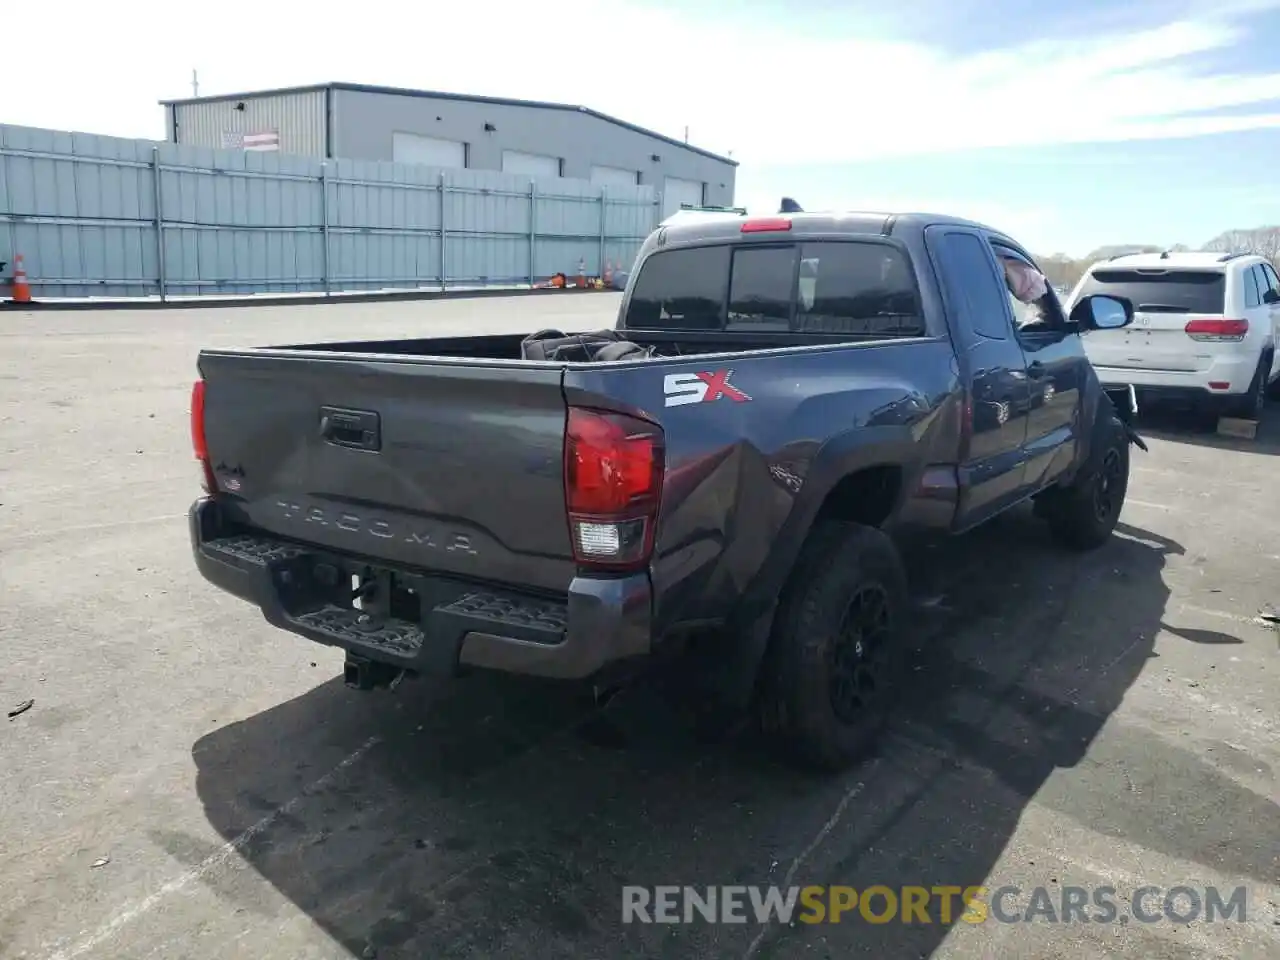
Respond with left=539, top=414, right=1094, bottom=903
left=757, top=520, right=910, bottom=772
left=1043, top=417, right=1130, bottom=551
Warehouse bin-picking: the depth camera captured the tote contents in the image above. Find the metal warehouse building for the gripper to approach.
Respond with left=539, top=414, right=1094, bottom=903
left=160, top=82, right=737, bottom=219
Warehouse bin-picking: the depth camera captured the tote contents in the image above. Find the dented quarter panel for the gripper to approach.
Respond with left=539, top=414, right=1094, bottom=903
left=562, top=335, right=965, bottom=636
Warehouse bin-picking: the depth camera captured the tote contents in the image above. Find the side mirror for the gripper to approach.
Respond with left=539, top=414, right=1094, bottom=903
left=1264, top=288, right=1280, bottom=305
left=1071, top=294, right=1133, bottom=331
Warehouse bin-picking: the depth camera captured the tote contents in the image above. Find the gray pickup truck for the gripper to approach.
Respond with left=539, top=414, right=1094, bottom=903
left=188, top=204, right=1143, bottom=770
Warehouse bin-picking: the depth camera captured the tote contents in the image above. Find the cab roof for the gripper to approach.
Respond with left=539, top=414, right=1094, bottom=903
left=654, top=210, right=1012, bottom=246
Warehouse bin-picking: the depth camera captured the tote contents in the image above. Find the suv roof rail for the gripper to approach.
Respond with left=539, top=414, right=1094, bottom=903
left=1216, top=251, right=1249, bottom=263
left=677, top=203, right=748, bottom=216
left=660, top=204, right=750, bottom=228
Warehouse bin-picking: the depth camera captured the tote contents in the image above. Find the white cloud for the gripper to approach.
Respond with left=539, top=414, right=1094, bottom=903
left=5, top=0, right=1280, bottom=170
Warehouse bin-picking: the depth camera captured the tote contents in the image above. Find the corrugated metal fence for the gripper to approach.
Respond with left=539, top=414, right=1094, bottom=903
left=0, top=123, right=659, bottom=300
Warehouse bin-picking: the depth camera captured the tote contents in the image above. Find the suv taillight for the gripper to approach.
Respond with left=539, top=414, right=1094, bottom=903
left=190, top=379, right=216, bottom=493
left=564, top=407, right=664, bottom=571
left=1185, top=317, right=1248, bottom=341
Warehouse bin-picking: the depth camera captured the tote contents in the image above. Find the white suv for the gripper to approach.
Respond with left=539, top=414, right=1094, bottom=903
left=1067, top=251, right=1280, bottom=420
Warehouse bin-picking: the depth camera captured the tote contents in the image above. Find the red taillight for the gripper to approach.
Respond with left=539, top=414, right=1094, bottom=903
left=190, top=379, right=216, bottom=493
left=564, top=407, right=664, bottom=570
left=190, top=380, right=208, bottom=459
left=741, top=217, right=792, bottom=233
left=1185, top=317, right=1248, bottom=341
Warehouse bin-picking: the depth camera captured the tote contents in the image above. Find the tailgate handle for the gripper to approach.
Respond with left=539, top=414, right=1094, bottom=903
left=319, top=406, right=381, bottom=452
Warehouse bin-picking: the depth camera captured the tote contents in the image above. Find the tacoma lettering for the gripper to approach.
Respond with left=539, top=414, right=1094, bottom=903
left=275, top=501, right=477, bottom=554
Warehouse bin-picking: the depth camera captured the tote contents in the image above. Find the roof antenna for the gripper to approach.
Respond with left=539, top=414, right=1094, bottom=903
left=1159, top=249, right=1170, bottom=259
left=779, top=197, right=803, bottom=213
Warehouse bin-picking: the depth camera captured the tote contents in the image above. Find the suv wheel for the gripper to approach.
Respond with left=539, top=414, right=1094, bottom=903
left=1225, top=354, right=1268, bottom=421
left=757, top=520, right=909, bottom=772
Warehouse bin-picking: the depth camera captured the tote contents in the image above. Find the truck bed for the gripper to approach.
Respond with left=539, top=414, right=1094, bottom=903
left=256, top=329, right=883, bottom=362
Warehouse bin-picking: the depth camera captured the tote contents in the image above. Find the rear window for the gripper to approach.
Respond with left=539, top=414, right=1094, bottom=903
left=728, top=246, right=795, bottom=330
left=794, top=241, right=923, bottom=336
left=1077, top=269, right=1225, bottom=314
left=624, top=241, right=925, bottom=336
left=623, top=244, right=730, bottom=329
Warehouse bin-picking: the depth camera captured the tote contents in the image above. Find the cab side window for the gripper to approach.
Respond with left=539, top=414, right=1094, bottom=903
left=934, top=231, right=1016, bottom=341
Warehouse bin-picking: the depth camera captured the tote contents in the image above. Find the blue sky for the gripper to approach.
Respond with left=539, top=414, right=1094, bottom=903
left=4, top=0, right=1280, bottom=256
left=745, top=133, right=1280, bottom=256
left=721, top=0, right=1280, bottom=254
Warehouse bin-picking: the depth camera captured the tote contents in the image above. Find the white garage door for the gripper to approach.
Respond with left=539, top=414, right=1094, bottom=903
left=590, top=165, right=639, bottom=191
left=502, top=150, right=561, bottom=179
left=392, top=133, right=466, bottom=169
left=662, top=177, right=705, bottom=217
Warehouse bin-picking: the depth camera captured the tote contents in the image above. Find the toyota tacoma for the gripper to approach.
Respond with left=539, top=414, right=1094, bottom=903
left=188, top=204, right=1143, bottom=770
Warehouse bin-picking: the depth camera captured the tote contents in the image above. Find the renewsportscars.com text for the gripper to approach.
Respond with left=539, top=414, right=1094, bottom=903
left=621, top=884, right=1251, bottom=925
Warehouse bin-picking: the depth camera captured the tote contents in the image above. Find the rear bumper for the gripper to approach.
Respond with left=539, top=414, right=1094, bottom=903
left=188, top=497, right=652, bottom=681
left=1093, top=355, right=1258, bottom=397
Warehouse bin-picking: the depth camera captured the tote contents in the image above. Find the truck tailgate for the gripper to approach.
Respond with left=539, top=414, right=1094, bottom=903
left=197, top=350, right=575, bottom=593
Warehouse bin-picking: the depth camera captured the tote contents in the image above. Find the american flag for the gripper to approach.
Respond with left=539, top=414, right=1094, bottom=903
left=222, top=130, right=279, bottom=152
left=242, top=131, right=279, bottom=152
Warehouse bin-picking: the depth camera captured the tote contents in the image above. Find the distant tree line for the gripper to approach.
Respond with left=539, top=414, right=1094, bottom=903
left=1033, top=226, right=1280, bottom=291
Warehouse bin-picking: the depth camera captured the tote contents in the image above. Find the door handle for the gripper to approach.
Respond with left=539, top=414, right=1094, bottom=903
left=319, top=406, right=382, bottom=451
left=1027, top=362, right=1047, bottom=379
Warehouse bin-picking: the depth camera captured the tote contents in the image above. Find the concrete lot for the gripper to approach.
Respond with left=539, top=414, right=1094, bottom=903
left=1, top=296, right=1277, bottom=960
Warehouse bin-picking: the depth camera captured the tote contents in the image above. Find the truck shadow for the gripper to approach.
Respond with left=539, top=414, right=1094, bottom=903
left=187, top=512, right=1271, bottom=958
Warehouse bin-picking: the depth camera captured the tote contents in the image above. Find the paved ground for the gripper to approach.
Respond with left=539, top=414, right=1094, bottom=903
left=1, top=296, right=1278, bottom=960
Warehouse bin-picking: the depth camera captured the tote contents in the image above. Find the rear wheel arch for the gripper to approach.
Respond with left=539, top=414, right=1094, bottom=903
left=736, top=447, right=916, bottom=630
left=814, top=463, right=904, bottom=528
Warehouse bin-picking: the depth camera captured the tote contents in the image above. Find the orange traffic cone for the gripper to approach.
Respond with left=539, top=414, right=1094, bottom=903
left=10, top=254, right=31, bottom=304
